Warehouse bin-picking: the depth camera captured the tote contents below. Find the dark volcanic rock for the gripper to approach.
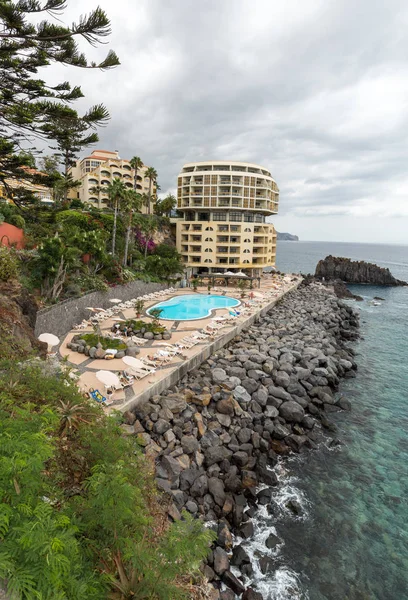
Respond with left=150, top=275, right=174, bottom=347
left=222, top=570, right=246, bottom=595
left=315, top=255, right=407, bottom=286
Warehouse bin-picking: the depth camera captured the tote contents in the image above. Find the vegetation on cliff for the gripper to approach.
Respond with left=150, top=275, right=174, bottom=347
left=0, top=362, right=213, bottom=599
left=0, top=3, right=211, bottom=599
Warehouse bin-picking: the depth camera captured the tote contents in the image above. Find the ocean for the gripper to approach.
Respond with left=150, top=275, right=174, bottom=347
left=251, top=241, right=408, bottom=600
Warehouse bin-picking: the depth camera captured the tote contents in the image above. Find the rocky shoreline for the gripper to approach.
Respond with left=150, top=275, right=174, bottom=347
left=124, top=281, right=360, bottom=599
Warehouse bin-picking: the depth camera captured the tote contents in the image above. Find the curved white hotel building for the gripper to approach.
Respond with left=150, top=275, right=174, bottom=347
left=176, top=161, right=279, bottom=277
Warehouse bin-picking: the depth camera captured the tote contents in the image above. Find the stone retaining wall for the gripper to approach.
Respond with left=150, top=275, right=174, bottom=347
left=34, top=281, right=168, bottom=339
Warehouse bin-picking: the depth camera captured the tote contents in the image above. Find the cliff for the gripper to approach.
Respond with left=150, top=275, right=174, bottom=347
left=315, top=256, right=407, bottom=286
left=0, top=281, right=47, bottom=360
left=276, top=231, right=299, bottom=241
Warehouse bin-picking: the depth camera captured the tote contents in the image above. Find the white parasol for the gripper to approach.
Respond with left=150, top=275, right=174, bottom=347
left=122, top=356, right=154, bottom=372
left=224, top=271, right=236, bottom=276
left=95, top=370, right=120, bottom=387
left=38, top=333, right=60, bottom=349
left=109, top=298, right=122, bottom=303
left=235, top=271, right=248, bottom=277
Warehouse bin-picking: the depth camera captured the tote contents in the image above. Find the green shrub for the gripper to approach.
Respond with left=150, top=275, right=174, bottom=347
left=0, top=247, right=19, bottom=281
left=0, top=363, right=214, bottom=599
left=7, top=214, right=25, bottom=229
left=79, top=333, right=126, bottom=350
left=124, top=319, right=166, bottom=335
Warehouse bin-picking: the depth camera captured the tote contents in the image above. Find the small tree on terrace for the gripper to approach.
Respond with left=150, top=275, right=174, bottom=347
left=107, top=178, right=126, bottom=257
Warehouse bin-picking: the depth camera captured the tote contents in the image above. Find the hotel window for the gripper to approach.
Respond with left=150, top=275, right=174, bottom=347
left=204, top=259, right=213, bottom=263
left=230, top=212, right=242, bottom=222
left=243, top=259, right=250, bottom=264
left=205, top=237, right=213, bottom=242
left=244, top=228, right=251, bottom=232
left=90, top=160, right=100, bottom=167
left=243, top=249, right=250, bottom=253
left=213, top=213, right=227, bottom=221
left=244, top=214, right=254, bottom=222
left=244, top=238, right=251, bottom=243
left=205, top=226, right=214, bottom=231
left=204, top=248, right=213, bottom=252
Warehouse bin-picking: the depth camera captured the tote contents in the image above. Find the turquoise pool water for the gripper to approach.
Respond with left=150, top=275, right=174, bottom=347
left=147, top=294, right=240, bottom=321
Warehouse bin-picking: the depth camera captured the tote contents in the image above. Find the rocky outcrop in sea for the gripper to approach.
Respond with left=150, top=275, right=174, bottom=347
left=315, top=255, right=407, bottom=286
left=124, top=282, right=359, bottom=599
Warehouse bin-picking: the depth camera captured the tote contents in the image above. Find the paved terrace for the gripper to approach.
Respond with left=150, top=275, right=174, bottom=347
left=58, top=274, right=302, bottom=413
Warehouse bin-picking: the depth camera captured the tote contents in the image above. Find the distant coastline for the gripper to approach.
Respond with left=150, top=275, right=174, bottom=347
left=276, top=231, right=299, bottom=241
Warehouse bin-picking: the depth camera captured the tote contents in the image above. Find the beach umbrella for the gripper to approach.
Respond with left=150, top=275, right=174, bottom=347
left=235, top=271, right=248, bottom=277
left=109, top=298, right=122, bottom=303
left=224, top=271, right=236, bottom=276
left=95, top=370, right=120, bottom=388
left=38, top=333, right=60, bottom=349
left=122, top=356, right=153, bottom=371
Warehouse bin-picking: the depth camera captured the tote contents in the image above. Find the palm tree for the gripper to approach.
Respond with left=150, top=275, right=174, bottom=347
left=145, top=166, right=157, bottom=215
left=130, top=156, right=144, bottom=193
left=89, top=184, right=103, bottom=207
left=107, top=178, right=126, bottom=257
left=123, top=189, right=143, bottom=267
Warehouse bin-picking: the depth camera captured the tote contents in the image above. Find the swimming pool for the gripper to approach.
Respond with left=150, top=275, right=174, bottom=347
left=147, top=294, right=240, bottom=321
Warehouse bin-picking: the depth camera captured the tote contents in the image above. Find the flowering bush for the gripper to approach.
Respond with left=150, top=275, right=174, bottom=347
left=134, top=228, right=156, bottom=254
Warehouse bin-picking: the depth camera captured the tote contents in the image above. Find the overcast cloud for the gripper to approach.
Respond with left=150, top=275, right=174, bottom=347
left=48, top=0, right=408, bottom=243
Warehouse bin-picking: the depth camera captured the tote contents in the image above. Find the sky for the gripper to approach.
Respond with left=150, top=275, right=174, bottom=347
left=45, top=0, right=408, bottom=244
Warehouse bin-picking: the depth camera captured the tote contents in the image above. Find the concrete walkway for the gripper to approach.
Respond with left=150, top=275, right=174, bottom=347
left=58, top=275, right=302, bottom=413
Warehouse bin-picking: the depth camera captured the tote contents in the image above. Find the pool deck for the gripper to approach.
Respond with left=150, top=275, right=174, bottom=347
left=58, top=274, right=302, bottom=413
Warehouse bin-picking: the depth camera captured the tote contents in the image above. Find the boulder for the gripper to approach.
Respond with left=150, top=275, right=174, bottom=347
left=242, top=590, right=264, bottom=600
left=181, top=435, right=199, bottom=454
left=205, top=446, right=233, bottom=466
left=222, top=571, right=246, bottom=595
left=232, top=544, right=251, bottom=568
left=241, top=470, right=257, bottom=488
left=160, top=394, right=187, bottom=414
left=234, top=386, right=251, bottom=404
left=238, top=521, right=254, bottom=539
left=209, top=477, right=226, bottom=507
left=259, top=555, right=274, bottom=574
left=279, top=401, right=305, bottom=423
left=213, top=547, right=230, bottom=575
left=268, top=385, right=292, bottom=402
left=154, top=418, right=171, bottom=435
left=265, top=532, right=280, bottom=549
left=212, top=367, right=228, bottom=384
left=216, top=396, right=235, bottom=415
left=190, top=474, right=209, bottom=497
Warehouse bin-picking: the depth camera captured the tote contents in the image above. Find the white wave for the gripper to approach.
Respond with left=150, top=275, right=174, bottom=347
left=261, top=567, right=309, bottom=600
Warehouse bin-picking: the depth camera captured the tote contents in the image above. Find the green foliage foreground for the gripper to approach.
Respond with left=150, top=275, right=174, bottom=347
left=0, top=363, right=213, bottom=599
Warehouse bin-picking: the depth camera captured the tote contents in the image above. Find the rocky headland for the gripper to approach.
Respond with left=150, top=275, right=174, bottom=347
left=276, top=232, right=299, bottom=241
left=315, top=255, right=407, bottom=286
left=125, top=282, right=359, bottom=599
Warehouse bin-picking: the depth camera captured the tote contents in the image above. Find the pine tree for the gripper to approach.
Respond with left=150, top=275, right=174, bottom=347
left=0, top=1, right=119, bottom=203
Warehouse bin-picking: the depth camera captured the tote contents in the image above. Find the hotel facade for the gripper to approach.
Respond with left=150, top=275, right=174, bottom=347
left=68, top=150, right=154, bottom=210
left=175, top=161, right=279, bottom=277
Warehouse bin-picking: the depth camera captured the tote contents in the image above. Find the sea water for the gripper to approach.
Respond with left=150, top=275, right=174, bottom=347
left=250, top=241, right=408, bottom=600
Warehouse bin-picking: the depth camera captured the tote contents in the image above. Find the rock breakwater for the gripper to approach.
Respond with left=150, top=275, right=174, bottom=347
left=126, top=282, right=359, bottom=598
